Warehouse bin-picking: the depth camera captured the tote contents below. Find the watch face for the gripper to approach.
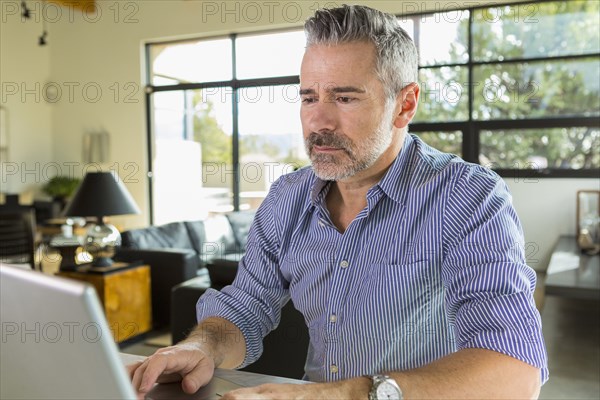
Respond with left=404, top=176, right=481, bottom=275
left=376, top=381, right=401, bottom=400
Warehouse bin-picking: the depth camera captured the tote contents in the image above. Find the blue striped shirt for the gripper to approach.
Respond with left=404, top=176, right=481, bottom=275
left=197, top=134, right=549, bottom=383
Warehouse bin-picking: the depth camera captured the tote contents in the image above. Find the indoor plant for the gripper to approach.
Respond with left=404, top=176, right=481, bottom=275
left=42, top=176, right=81, bottom=209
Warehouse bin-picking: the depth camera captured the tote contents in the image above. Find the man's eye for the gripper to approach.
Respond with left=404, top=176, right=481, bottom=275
left=302, top=97, right=317, bottom=104
left=337, top=96, right=354, bottom=103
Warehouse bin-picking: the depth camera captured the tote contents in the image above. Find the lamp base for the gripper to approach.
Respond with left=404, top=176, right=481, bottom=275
left=91, top=256, right=115, bottom=267
left=84, top=221, right=121, bottom=267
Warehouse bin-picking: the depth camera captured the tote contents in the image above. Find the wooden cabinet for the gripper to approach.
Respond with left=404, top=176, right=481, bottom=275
left=57, top=263, right=152, bottom=342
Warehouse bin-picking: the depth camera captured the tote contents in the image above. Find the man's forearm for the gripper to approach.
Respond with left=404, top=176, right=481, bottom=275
left=343, top=348, right=541, bottom=399
left=181, top=317, right=246, bottom=369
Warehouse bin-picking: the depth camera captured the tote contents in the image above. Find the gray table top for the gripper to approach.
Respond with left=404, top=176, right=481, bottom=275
left=545, top=235, right=600, bottom=300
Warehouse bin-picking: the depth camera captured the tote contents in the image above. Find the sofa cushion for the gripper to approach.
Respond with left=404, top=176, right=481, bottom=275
left=206, top=253, right=244, bottom=287
left=184, top=220, right=206, bottom=256
left=122, top=222, right=195, bottom=250
left=226, top=211, right=256, bottom=251
left=202, top=215, right=238, bottom=260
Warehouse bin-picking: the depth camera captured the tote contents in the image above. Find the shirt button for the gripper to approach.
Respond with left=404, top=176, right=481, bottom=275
left=318, top=220, right=325, bottom=227
left=330, top=364, right=339, bottom=374
left=340, top=260, right=349, bottom=268
left=329, top=314, right=337, bottom=323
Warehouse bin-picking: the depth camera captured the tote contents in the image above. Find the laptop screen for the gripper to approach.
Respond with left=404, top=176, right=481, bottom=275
left=0, top=265, right=243, bottom=400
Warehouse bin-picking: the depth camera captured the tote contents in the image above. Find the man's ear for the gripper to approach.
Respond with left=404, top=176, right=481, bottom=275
left=393, top=82, right=420, bottom=129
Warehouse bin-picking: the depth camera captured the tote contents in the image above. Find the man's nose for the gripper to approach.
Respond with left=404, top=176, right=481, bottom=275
left=304, top=101, right=337, bottom=133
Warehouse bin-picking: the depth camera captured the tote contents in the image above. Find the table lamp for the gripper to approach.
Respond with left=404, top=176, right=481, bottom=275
left=63, top=172, right=140, bottom=267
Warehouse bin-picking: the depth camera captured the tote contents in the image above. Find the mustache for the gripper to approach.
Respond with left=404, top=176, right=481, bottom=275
left=306, top=131, right=353, bottom=151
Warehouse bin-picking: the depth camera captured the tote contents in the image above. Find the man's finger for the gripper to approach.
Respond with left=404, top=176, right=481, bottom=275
left=126, top=361, right=144, bottom=381
left=138, top=355, right=169, bottom=392
left=181, top=363, right=214, bottom=394
left=131, top=359, right=150, bottom=392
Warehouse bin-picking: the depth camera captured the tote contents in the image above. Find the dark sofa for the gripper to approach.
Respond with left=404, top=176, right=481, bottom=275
left=115, top=212, right=255, bottom=328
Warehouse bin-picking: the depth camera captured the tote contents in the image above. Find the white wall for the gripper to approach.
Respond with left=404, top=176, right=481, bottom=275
left=2, top=0, right=596, bottom=271
left=508, top=178, right=599, bottom=272
left=0, top=0, right=53, bottom=198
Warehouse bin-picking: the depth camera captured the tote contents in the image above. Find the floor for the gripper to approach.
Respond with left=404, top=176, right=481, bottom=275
left=538, top=296, right=600, bottom=399
left=122, top=291, right=600, bottom=399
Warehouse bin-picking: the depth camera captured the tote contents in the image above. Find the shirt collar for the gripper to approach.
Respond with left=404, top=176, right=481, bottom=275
left=310, top=176, right=330, bottom=207
left=374, top=133, right=414, bottom=205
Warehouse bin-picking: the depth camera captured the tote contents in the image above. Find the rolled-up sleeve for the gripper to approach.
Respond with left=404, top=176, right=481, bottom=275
left=442, top=165, right=549, bottom=383
left=196, top=178, right=289, bottom=368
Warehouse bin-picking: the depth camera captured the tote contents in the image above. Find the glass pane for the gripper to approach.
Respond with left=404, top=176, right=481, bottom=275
left=414, top=66, right=468, bottom=122
left=418, top=11, right=469, bottom=66
left=480, top=127, right=600, bottom=170
left=397, top=17, right=414, bottom=40
left=414, top=131, right=462, bottom=156
left=236, top=31, right=306, bottom=79
left=150, top=38, right=232, bottom=85
left=153, top=91, right=186, bottom=141
left=152, top=88, right=234, bottom=223
left=473, top=59, right=600, bottom=120
left=238, top=84, right=309, bottom=210
left=193, top=88, right=234, bottom=214
left=473, top=1, right=600, bottom=62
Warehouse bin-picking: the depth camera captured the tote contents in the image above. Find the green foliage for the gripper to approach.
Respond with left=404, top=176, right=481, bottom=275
left=416, top=0, right=600, bottom=169
left=239, top=135, right=280, bottom=159
left=417, top=132, right=462, bottom=157
left=192, top=92, right=231, bottom=164
left=42, top=176, right=81, bottom=199
left=191, top=91, right=286, bottom=165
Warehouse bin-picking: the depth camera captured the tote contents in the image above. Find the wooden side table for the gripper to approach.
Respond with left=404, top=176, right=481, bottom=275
left=57, top=263, right=152, bottom=342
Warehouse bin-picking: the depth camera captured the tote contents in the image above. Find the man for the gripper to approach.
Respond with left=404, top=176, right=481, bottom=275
left=130, top=5, right=548, bottom=399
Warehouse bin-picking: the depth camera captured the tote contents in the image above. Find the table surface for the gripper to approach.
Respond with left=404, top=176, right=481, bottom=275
left=545, top=235, right=600, bottom=300
left=121, top=353, right=307, bottom=398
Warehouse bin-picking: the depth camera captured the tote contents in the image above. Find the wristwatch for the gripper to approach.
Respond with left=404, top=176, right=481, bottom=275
left=367, top=375, right=403, bottom=400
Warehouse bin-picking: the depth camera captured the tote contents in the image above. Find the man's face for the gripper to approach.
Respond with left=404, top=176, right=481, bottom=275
left=299, top=41, right=396, bottom=181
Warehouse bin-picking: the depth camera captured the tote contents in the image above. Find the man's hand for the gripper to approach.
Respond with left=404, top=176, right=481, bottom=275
left=128, top=342, right=215, bottom=396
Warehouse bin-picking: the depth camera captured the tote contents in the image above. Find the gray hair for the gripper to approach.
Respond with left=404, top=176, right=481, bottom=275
left=304, top=4, right=418, bottom=101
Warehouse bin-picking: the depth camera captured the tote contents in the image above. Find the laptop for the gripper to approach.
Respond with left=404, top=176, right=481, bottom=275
left=0, top=264, right=243, bottom=399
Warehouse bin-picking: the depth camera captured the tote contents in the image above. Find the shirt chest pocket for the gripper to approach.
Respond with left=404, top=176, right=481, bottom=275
left=356, top=260, right=432, bottom=339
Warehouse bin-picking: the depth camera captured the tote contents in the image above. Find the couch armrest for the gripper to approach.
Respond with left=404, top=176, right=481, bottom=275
left=171, top=274, right=211, bottom=345
left=206, top=253, right=243, bottom=287
left=115, top=248, right=200, bottom=328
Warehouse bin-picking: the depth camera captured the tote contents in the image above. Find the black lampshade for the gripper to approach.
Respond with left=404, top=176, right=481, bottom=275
left=63, top=172, right=140, bottom=218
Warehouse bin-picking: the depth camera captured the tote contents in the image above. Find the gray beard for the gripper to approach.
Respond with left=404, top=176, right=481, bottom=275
left=305, top=103, right=396, bottom=181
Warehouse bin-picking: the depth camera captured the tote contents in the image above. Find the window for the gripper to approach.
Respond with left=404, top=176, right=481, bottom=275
left=146, top=30, right=306, bottom=223
left=145, top=1, right=599, bottom=222
left=406, top=0, right=599, bottom=176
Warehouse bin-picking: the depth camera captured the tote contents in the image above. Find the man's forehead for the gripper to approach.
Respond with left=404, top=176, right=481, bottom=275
left=299, top=42, right=378, bottom=94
